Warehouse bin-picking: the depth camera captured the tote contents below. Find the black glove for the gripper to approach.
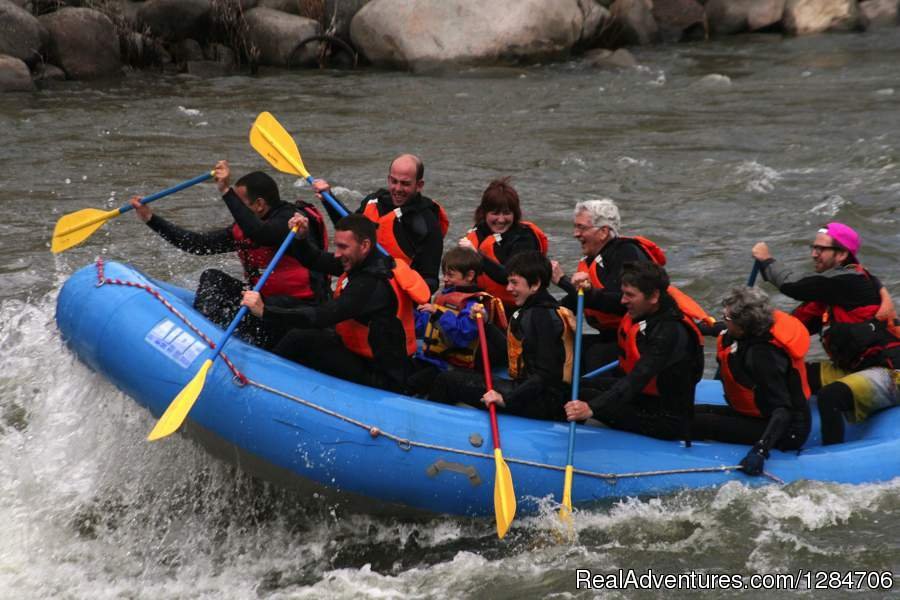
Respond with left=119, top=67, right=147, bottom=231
left=739, top=444, right=768, bottom=476
left=697, top=320, right=726, bottom=337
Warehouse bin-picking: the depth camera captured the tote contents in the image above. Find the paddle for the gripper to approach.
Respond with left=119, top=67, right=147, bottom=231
left=581, top=360, right=620, bottom=380
left=475, top=312, right=516, bottom=539
left=51, top=171, right=214, bottom=254
left=147, top=224, right=300, bottom=441
left=747, top=261, right=760, bottom=287
left=248, top=112, right=393, bottom=255
left=560, top=289, right=586, bottom=526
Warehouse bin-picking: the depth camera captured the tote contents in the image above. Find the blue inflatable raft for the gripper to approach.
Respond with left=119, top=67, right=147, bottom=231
left=55, top=261, right=900, bottom=516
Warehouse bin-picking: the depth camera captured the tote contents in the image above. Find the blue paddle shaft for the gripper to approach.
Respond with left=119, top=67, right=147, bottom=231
left=117, top=172, right=213, bottom=215
left=566, top=291, right=586, bottom=465
left=747, top=261, right=760, bottom=287
left=210, top=228, right=298, bottom=360
left=305, top=175, right=391, bottom=257
left=582, top=360, right=620, bottom=381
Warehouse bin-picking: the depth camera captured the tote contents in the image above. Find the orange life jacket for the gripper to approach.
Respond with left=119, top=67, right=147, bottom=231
left=465, top=221, right=549, bottom=306
left=508, top=306, right=576, bottom=384
left=362, top=197, right=450, bottom=264
left=579, top=236, right=713, bottom=330
left=231, top=202, right=327, bottom=300
left=333, top=260, right=430, bottom=359
left=618, top=310, right=704, bottom=396
left=717, top=310, right=812, bottom=417
left=422, top=290, right=507, bottom=369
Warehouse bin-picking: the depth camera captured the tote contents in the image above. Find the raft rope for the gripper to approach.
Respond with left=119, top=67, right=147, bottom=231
left=94, top=258, right=248, bottom=384
left=94, top=258, right=784, bottom=486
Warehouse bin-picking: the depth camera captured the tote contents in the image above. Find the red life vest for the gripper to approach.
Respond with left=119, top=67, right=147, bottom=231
left=231, top=202, right=327, bottom=300
left=618, top=310, right=704, bottom=396
left=422, top=290, right=507, bottom=369
left=362, top=198, right=450, bottom=264
left=579, top=236, right=713, bottom=331
left=333, top=260, right=430, bottom=359
left=465, top=221, right=549, bottom=306
left=819, top=265, right=900, bottom=369
left=717, top=310, right=812, bottom=417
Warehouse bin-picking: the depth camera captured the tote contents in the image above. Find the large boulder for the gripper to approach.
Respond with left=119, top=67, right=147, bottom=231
left=705, top=0, right=786, bottom=35
left=137, top=0, right=211, bottom=42
left=860, top=0, right=898, bottom=26
left=0, top=0, right=49, bottom=67
left=601, top=0, right=660, bottom=47
left=0, top=54, right=34, bottom=92
left=783, top=0, right=867, bottom=34
left=243, top=7, right=322, bottom=67
left=40, top=7, right=122, bottom=79
left=652, top=0, right=706, bottom=42
left=257, top=0, right=302, bottom=15
left=351, top=0, right=605, bottom=69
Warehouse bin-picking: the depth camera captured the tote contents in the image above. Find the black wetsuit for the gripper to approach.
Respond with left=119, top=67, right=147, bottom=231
left=585, top=296, right=703, bottom=442
left=265, top=237, right=413, bottom=393
left=694, top=334, right=810, bottom=452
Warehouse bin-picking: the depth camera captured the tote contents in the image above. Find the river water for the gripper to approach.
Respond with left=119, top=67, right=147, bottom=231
left=2, top=30, right=899, bottom=598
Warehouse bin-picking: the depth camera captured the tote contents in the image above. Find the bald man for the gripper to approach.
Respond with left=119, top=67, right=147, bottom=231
left=313, top=154, right=447, bottom=293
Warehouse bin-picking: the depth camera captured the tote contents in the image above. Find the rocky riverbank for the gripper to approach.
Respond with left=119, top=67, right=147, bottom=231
left=1, top=0, right=898, bottom=92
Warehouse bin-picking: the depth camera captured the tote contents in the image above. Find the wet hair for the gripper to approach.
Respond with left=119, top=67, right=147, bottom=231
left=722, top=286, right=774, bottom=337
left=335, top=214, right=377, bottom=246
left=473, top=177, right=522, bottom=226
left=621, top=261, right=669, bottom=297
left=442, top=246, right=483, bottom=277
left=390, top=154, right=425, bottom=181
left=235, top=171, right=281, bottom=208
left=506, top=251, right=550, bottom=289
left=574, top=199, right=620, bottom=236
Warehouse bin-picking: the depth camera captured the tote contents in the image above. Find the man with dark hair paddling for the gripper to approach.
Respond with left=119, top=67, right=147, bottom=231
left=241, top=213, right=430, bottom=394
left=564, top=261, right=704, bottom=443
left=309, top=154, right=448, bottom=293
left=429, top=251, right=576, bottom=421
left=131, top=160, right=328, bottom=349
left=752, top=222, right=900, bottom=445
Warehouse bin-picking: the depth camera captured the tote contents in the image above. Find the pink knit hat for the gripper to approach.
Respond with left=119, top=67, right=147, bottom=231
left=820, top=222, right=860, bottom=256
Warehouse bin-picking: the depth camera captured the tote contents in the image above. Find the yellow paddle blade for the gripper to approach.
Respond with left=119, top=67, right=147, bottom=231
left=147, top=358, right=212, bottom=441
left=559, top=464, right=574, bottom=526
left=249, top=111, right=310, bottom=179
left=51, top=207, right=120, bottom=253
left=493, top=447, right=516, bottom=539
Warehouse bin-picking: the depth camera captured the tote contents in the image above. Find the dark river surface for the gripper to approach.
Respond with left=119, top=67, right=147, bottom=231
left=1, top=29, right=899, bottom=598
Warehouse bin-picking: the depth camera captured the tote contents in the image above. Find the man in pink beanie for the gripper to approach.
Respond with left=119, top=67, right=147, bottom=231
left=752, top=223, right=900, bottom=445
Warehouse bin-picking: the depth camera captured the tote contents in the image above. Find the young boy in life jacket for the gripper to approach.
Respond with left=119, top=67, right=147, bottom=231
left=428, top=251, right=576, bottom=422
left=414, top=247, right=508, bottom=374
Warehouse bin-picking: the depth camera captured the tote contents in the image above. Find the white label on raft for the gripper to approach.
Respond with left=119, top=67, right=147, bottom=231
left=145, top=319, right=207, bottom=368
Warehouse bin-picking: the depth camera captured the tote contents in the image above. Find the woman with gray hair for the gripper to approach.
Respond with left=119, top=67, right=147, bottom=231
left=693, top=286, right=812, bottom=476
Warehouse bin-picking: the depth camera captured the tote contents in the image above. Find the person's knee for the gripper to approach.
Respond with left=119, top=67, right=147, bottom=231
left=817, top=381, right=853, bottom=413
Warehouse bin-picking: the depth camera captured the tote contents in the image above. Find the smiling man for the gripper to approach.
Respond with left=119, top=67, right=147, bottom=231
left=752, top=222, right=900, bottom=444
left=564, top=261, right=704, bottom=443
left=241, top=213, right=429, bottom=394
left=311, top=154, right=447, bottom=293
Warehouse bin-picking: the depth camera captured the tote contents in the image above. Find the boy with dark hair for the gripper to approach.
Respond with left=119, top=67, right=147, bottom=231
left=565, top=261, right=704, bottom=442
left=429, top=251, right=576, bottom=421
left=242, top=213, right=431, bottom=394
left=130, top=160, right=328, bottom=349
